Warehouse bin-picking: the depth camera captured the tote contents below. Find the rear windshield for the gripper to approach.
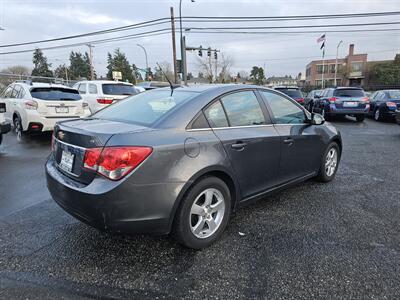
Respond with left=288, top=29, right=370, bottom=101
left=334, top=89, right=365, bottom=97
left=387, top=90, right=400, bottom=99
left=276, top=88, right=303, bottom=98
left=102, top=84, right=138, bottom=96
left=94, top=90, right=198, bottom=126
left=30, top=88, right=81, bottom=101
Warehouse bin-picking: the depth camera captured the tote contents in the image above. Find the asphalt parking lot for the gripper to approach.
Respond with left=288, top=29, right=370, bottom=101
left=0, top=118, right=399, bottom=299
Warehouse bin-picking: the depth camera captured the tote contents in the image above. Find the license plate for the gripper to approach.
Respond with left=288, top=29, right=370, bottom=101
left=344, top=101, right=358, bottom=107
left=55, top=107, right=69, bottom=113
left=59, top=150, right=74, bottom=172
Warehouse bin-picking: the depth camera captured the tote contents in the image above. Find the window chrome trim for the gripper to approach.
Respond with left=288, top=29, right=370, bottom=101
left=54, top=137, right=87, bottom=150
left=186, top=123, right=308, bottom=132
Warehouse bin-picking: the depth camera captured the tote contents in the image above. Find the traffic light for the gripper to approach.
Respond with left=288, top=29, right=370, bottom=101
left=207, top=47, right=211, bottom=57
left=198, top=46, right=203, bottom=57
left=214, top=51, right=218, bottom=59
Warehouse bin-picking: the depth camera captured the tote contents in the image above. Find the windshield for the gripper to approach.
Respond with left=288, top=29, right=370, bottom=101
left=387, top=90, right=400, bottom=99
left=30, top=88, right=81, bottom=101
left=276, top=88, right=303, bottom=98
left=94, top=90, right=198, bottom=126
left=334, top=89, right=365, bottom=97
left=102, top=84, right=138, bottom=96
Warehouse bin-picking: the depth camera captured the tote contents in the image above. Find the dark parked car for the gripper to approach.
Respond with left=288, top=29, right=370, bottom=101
left=0, top=102, right=11, bottom=146
left=273, top=86, right=305, bottom=105
left=313, top=87, right=369, bottom=122
left=46, top=85, right=342, bottom=249
left=305, top=89, right=322, bottom=111
left=369, top=90, right=400, bottom=121
left=136, top=81, right=172, bottom=90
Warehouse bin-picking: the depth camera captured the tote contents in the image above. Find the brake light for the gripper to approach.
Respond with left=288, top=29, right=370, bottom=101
left=97, top=98, right=114, bottom=104
left=360, top=97, right=369, bottom=103
left=24, top=100, right=38, bottom=110
left=386, top=101, right=397, bottom=109
left=296, top=98, right=305, bottom=103
left=328, top=97, right=337, bottom=103
left=83, top=146, right=153, bottom=180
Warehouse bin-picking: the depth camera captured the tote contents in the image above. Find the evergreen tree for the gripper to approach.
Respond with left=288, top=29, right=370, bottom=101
left=250, top=66, right=265, bottom=85
left=31, top=49, right=53, bottom=77
left=106, top=48, right=133, bottom=82
left=54, top=64, right=69, bottom=80
left=69, top=51, right=91, bottom=80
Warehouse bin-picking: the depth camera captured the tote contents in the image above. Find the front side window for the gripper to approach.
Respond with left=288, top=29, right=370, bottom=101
left=387, top=90, right=400, bottom=99
left=204, top=100, right=228, bottom=128
left=78, top=83, right=87, bottom=94
left=220, top=91, right=265, bottom=126
left=94, top=90, right=198, bottom=126
left=261, top=91, right=305, bottom=124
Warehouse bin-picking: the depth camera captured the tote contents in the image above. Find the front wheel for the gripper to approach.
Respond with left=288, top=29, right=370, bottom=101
left=315, top=142, right=340, bottom=182
left=356, top=115, right=365, bottom=122
left=374, top=109, right=383, bottom=122
left=172, top=177, right=231, bottom=249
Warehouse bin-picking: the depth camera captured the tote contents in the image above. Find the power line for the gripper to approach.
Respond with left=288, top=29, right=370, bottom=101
left=1, top=11, right=400, bottom=48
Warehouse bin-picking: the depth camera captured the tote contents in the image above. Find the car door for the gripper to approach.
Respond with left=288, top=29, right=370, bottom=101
left=260, top=89, right=325, bottom=183
left=204, top=90, right=281, bottom=198
left=86, top=83, right=99, bottom=114
left=369, top=91, right=378, bottom=113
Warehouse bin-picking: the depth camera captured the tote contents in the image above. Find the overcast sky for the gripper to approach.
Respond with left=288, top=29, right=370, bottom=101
left=0, top=0, right=399, bottom=78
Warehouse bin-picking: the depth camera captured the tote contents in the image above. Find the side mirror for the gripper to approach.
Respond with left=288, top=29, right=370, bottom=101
left=312, top=113, right=325, bottom=125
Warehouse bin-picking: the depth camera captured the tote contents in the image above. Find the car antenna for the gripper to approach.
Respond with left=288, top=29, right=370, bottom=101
left=156, top=62, right=177, bottom=96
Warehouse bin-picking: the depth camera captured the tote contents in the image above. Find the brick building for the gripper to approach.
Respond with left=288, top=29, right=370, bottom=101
left=305, top=44, right=368, bottom=87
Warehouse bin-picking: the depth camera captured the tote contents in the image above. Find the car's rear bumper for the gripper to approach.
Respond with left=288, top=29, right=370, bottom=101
left=45, top=155, right=184, bottom=235
left=0, top=121, right=11, bottom=134
left=23, top=111, right=90, bottom=132
left=326, top=104, right=369, bottom=115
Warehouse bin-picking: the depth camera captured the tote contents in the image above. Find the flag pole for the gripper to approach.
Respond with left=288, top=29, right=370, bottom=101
left=321, top=34, right=326, bottom=89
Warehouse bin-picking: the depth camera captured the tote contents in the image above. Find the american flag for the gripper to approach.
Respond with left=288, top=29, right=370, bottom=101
left=317, top=34, right=326, bottom=43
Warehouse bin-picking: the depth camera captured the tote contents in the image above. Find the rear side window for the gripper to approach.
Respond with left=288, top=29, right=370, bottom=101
left=88, top=84, right=98, bottom=94
left=334, top=89, right=364, bottom=97
left=11, top=85, right=20, bottom=98
left=220, top=91, right=265, bottom=126
left=3, top=86, right=14, bottom=98
left=102, top=84, right=137, bottom=96
left=387, top=90, right=400, bottom=99
left=78, top=84, right=87, bottom=94
left=261, top=91, right=305, bottom=124
left=30, top=88, right=82, bottom=101
left=204, top=101, right=228, bottom=128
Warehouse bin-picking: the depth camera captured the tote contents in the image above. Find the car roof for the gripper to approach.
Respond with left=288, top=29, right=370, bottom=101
left=154, top=84, right=273, bottom=94
left=273, top=86, right=299, bottom=89
left=334, top=86, right=363, bottom=90
left=14, top=82, right=73, bottom=89
left=75, top=80, right=133, bottom=85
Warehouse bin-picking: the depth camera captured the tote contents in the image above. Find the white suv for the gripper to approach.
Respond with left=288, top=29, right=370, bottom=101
left=73, top=80, right=139, bottom=114
left=1, top=81, right=91, bottom=140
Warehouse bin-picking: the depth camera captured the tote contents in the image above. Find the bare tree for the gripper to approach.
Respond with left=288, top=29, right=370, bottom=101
left=196, top=56, right=214, bottom=83
left=218, top=54, right=234, bottom=83
left=1, top=65, right=31, bottom=76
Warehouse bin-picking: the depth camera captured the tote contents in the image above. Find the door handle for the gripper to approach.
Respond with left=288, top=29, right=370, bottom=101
left=231, top=142, right=247, bottom=150
left=283, top=138, right=294, bottom=145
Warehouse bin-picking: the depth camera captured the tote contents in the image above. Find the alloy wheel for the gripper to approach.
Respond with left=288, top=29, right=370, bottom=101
left=14, top=118, right=22, bottom=141
left=189, top=188, right=226, bottom=239
left=325, top=148, right=338, bottom=177
left=374, top=109, right=380, bottom=121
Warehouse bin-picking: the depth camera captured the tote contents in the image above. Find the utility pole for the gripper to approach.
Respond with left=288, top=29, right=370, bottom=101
left=170, top=7, right=178, bottom=84
left=334, top=40, right=343, bottom=87
left=87, top=44, right=95, bottom=80
left=214, top=53, right=218, bottom=83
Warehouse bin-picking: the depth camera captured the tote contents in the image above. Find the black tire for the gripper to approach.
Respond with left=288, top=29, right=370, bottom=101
left=315, top=142, right=340, bottom=182
left=13, top=115, right=27, bottom=142
left=374, top=109, right=383, bottom=122
left=0, top=133, right=2, bottom=146
left=356, top=115, right=365, bottom=122
left=172, top=176, right=231, bottom=249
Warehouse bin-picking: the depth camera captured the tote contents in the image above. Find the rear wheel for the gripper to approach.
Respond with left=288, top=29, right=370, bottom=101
left=356, top=115, right=365, bottom=122
left=315, top=142, right=340, bottom=182
left=321, top=108, right=331, bottom=121
left=13, top=115, right=24, bottom=142
left=172, top=177, right=231, bottom=249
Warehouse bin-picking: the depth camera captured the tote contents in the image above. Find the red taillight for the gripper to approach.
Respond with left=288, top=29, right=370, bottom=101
left=328, top=97, right=337, bottom=103
left=83, top=146, right=153, bottom=180
left=296, top=98, right=305, bottom=103
left=97, top=98, right=114, bottom=104
left=386, top=101, right=397, bottom=108
left=24, top=100, right=38, bottom=110
left=360, top=97, right=369, bottom=103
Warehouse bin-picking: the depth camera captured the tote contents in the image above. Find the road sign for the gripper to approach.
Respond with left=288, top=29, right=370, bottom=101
left=112, top=71, right=122, bottom=80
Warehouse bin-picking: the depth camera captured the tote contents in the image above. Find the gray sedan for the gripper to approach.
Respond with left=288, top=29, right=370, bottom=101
left=46, top=84, right=342, bottom=249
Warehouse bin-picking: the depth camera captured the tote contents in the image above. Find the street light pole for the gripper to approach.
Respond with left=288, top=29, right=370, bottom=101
left=137, top=44, right=149, bottom=80
left=334, top=40, right=343, bottom=87
left=179, top=0, right=195, bottom=85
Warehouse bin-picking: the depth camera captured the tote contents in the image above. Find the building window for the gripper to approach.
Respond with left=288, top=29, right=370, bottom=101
left=306, top=67, right=311, bottom=77
left=351, top=62, right=363, bottom=72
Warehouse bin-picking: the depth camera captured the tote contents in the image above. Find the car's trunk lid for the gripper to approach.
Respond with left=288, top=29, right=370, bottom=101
left=53, top=118, right=151, bottom=184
